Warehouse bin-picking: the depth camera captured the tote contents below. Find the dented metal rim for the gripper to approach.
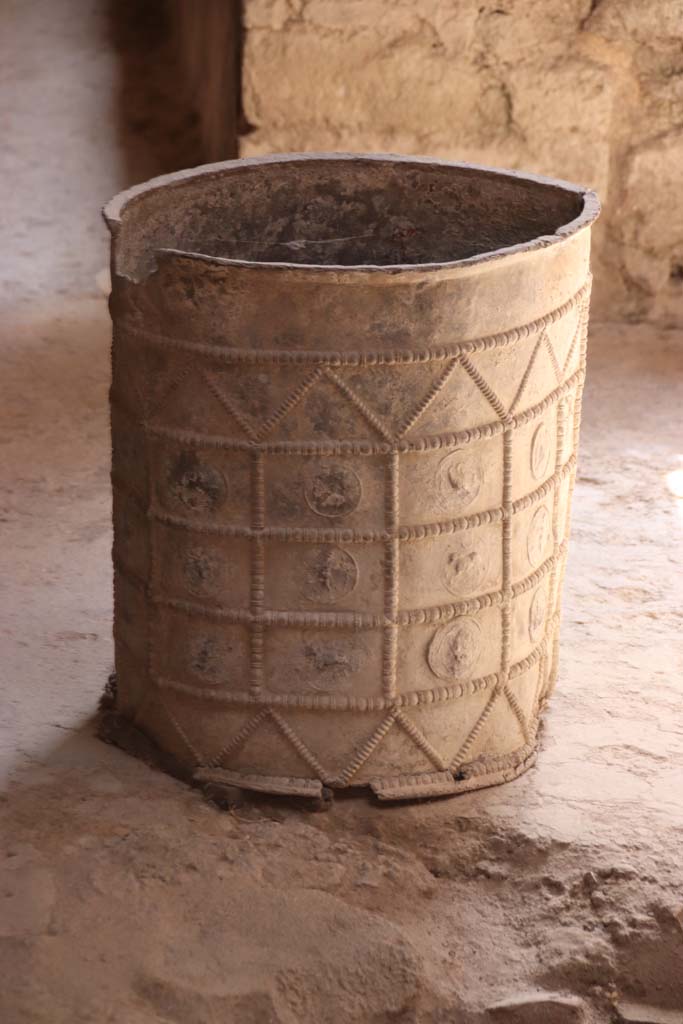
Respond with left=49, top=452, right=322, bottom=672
left=103, top=151, right=601, bottom=278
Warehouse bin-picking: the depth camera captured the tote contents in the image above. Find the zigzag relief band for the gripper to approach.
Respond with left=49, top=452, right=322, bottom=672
left=132, top=368, right=584, bottom=456
left=147, top=657, right=550, bottom=787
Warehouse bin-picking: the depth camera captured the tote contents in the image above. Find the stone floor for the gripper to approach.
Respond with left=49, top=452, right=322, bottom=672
left=2, top=2, right=683, bottom=1023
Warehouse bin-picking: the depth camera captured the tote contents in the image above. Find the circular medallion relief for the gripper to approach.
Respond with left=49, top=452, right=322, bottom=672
left=301, top=546, right=359, bottom=604
left=188, top=635, right=226, bottom=683
left=302, top=640, right=358, bottom=693
left=183, top=547, right=219, bottom=594
left=304, top=463, right=362, bottom=519
left=442, top=542, right=488, bottom=597
left=167, top=453, right=227, bottom=514
left=436, top=452, right=482, bottom=512
left=527, top=505, right=551, bottom=567
left=529, top=587, right=547, bottom=643
left=530, top=422, right=551, bottom=480
left=427, top=617, right=481, bottom=681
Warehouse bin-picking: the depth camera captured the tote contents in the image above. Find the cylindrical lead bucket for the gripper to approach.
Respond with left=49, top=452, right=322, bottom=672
left=105, top=154, right=598, bottom=800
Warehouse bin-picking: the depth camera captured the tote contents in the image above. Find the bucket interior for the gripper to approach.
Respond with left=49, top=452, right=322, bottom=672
left=110, top=156, right=588, bottom=279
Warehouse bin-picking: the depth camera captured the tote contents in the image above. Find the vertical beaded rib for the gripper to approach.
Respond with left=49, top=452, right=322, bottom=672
left=383, top=449, right=400, bottom=698
left=250, top=449, right=266, bottom=695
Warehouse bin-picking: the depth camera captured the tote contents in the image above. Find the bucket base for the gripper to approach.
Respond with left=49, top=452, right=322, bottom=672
left=98, top=682, right=540, bottom=804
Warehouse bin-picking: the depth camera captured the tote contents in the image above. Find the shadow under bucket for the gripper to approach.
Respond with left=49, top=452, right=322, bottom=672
left=103, top=153, right=599, bottom=801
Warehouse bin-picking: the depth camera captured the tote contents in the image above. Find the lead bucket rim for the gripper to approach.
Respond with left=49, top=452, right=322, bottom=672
left=103, top=151, right=600, bottom=279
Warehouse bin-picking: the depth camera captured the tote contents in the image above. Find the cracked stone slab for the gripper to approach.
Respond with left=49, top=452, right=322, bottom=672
left=487, top=991, right=586, bottom=1023
left=616, top=1004, right=683, bottom=1024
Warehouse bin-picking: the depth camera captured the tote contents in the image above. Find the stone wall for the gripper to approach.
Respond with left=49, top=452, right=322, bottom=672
left=241, top=0, right=683, bottom=324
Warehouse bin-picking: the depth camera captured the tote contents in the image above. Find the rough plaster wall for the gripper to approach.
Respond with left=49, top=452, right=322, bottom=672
left=241, top=0, right=683, bottom=325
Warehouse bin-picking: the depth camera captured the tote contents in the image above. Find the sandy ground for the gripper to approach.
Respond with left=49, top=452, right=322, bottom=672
left=2, top=2, right=683, bottom=1023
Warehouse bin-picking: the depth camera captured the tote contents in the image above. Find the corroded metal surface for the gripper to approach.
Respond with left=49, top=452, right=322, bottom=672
left=105, top=153, right=598, bottom=799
